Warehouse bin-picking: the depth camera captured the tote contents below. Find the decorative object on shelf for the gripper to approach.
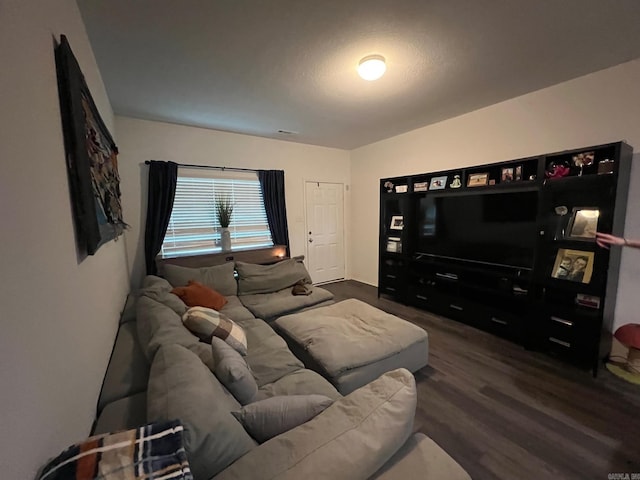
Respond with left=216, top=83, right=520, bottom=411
left=575, top=293, right=601, bottom=309
left=450, top=175, right=462, bottom=188
left=528, top=174, right=537, bottom=180
left=429, top=176, right=447, bottom=190
left=566, top=208, right=599, bottom=241
left=386, top=237, right=402, bottom=253
left=501, top=167, right=514, bottom=183
left=553, top=205, right=569, bottom=240
left=551, top=248, right=594, bottom=284
left=467, top=172, right=489, bottom=187
left=413, top=181, right=429, bottom=192
left=383, top=181, right=394, bottom=193
left=597, top=158, right=615, bottom=175
left=215, top=194, right=233, bottom=252
left=572, top=151, right=595, bottom=176
left=390, top=215, right=404, bottom=230
left=489, top=179, right=496, bottom=185
left=395, top=185, right=408, bottom=193
left=554, top=205, right=569, bottom=216
left=545, top=160, right=571, bottom=179
left=605, top=323, right=640, bottom=385
left=515, top=165, right=523, bottom=181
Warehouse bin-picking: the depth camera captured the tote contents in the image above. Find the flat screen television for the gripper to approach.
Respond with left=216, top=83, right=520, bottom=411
left=416, top=190, right=539, bottom=269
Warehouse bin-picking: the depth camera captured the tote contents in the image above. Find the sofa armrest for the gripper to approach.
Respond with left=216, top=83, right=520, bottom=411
left=213, top=368, right=416, bottom=480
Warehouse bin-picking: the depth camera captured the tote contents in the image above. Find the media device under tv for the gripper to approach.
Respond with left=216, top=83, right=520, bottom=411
left=416, top=190, right=539, bottom=269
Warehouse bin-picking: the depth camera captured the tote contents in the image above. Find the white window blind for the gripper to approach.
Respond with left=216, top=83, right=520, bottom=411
left=161, top=168, right=273, bottom=258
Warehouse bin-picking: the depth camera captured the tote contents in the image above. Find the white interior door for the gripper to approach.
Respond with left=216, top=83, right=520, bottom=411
left=305, top=182, right=345, bottom=284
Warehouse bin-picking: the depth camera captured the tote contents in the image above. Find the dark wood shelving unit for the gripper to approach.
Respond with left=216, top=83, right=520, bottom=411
left=379, top=141, right=633, bottom=375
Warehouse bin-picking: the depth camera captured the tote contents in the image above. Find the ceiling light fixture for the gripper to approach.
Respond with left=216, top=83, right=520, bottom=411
left=358, top=55, right=386, bottom=81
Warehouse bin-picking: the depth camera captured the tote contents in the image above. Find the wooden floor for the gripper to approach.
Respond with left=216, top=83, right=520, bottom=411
left=322, top=280, right=640, bottom=480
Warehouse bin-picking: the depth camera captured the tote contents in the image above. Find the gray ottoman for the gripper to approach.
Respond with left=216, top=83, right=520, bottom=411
left=272, top=299, right=429, bottom=394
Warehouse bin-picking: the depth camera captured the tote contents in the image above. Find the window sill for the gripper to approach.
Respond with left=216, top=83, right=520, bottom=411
left=156, top=245, right=287, bottom=269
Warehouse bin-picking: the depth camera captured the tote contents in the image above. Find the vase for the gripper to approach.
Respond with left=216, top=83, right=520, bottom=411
left=221, top=227, right=231, bottom=252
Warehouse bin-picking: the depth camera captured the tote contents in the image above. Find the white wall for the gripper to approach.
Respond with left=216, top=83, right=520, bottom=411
left=0, top=1, right=130, bottom=478
left=115, top=117, right=351, bottom=288
left=351, top=59, right=640, bottom=330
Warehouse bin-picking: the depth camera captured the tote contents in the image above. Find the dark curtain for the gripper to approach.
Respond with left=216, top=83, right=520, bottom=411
left=144, top=161, right=178, bottom=275
left=258, top=170, right=291, bottom=256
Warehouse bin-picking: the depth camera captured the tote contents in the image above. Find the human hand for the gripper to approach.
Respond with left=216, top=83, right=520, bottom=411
left=595, top=232, right=625, bottom=249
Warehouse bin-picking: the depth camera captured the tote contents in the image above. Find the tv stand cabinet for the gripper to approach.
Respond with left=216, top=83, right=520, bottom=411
left=379, top=141, right=632, bottom=374
left=407, top=256, right=532, bottom=344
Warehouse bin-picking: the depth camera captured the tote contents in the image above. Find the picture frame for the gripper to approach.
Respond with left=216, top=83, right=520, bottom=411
left=395, top=185, right=408, bottom=193
left=413, top=181, right=429, bottom=192
left=390, top=215, right=404, bottom=230
left=514, top=165, right=522, bottom=181
left=429, top=176, right=447, bottom=190
left=467, top=172, right=489, bottom=187
left=566, top=208, right=599, bottom=241
left=551, top=248, right=594, bottom=284
left=386, top=237, right=402, bottom=253
left=500, top=167, right=514, bottom=183
left=55, top=35, right=127, bottom=257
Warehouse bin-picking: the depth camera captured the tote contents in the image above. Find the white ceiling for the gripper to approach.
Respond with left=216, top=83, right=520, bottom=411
left=78, top=0, right=640, bottom=150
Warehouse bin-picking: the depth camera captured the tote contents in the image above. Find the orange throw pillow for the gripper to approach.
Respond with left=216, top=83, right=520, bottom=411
left=171, top=280, right=228, bottom=310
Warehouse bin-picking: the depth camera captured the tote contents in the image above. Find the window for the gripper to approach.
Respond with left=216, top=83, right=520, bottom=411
left=161, top=168, right=273, bottom=258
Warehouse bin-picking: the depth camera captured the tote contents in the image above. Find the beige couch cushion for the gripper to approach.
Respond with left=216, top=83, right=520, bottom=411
left=220, top=295, right=255, bottom=322
left=138, top=275, right=187, bottom=315
left=211, top=337, right=259, bottom=405
left=241, top=317, right=304, bottom=386
left=136, top=295, right=213, bottom=370
left=232, top=394, right=334, bottom=443
left=370, top=433, right=471, bottom=480
left=214, top=368, right=416, bottom=480
left=239, top=286, right=334, bottom=321
left=274, top=298, right=427, bottom=377
left=236, top=257, right=311, bottom=295
left=161, top=261, right=238, bottom=296
left=255, top=368, right=341, bottom=401
left=147, top=344, right=256, bottom=480
left=97, top=321, right=149, bottom=412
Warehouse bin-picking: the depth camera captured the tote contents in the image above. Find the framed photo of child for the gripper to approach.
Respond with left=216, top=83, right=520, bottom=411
left=551, top=248, right=594, bottom=284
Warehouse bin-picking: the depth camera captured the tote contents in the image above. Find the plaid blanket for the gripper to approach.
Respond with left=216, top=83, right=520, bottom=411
left=39, top=420, right=192, bottom=480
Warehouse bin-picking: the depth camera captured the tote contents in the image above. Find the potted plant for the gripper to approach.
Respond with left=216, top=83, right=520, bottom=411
left=215, top=195, right=233, bottom=252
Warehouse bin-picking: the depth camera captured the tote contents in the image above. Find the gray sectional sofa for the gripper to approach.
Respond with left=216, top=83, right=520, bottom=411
left=94, top=259, right=470, bottom=480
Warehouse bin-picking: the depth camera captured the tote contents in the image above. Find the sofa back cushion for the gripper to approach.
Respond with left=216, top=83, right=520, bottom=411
left=236, top=257, right=312, bottom=295
left=136, top=295, right=213, bottom=371
left=162, top=262, right=238, bottom=296
left=212, top=337, right=258, bottom=405
left=138, top=275, right=188, bottom=316
left=231, top=394, right=334, bottom=443
left=148, top=344, right=256, bottom=480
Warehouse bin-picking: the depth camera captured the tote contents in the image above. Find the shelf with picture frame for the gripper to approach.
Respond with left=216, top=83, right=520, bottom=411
left=465, top=155, right=541, bottom=188
left=379, top=176, right=412, bottom=299
left=378, top=140, right=633, bottom=376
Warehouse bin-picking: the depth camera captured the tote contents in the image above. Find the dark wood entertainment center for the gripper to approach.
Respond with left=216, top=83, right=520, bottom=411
left=378, top=141, right=633, bottom=375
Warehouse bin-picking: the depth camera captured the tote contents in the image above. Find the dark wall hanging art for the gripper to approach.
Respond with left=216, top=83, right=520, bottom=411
left=55, top=34, right=127, bottom=258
